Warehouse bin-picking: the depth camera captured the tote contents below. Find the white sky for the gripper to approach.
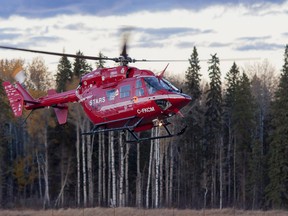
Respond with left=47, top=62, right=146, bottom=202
left=0, top=1, right=287, bottom=82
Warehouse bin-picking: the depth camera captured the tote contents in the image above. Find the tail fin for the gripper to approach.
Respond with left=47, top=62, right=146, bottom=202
left=2, top=66, right=39, bottom=117
left=47, top=89, right=68, bottom=125
left=3, top=81, right=25, bottom=117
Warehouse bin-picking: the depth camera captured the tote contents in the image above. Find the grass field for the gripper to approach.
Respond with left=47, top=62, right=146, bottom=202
left=0, top=208, right=287, bottom=216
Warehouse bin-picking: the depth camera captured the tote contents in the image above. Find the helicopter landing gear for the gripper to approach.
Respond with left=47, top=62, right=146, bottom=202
left=82, top=116, right=187, bottom=143
left=125, top=124, right=187, bottom=143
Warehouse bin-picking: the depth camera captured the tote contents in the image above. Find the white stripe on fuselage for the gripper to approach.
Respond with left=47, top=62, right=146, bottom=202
left=82, top=93, right=185, bottom=111
left=99, top=94, right=171, bottom=111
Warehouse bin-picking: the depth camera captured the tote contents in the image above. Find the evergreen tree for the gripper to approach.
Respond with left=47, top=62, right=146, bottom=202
left=204, top=54, right=222, bottom=208
left=185, top=46, right=201, bottom=101
left=224, top=62, right=240, bottom=109
left=232, top=72, right=255, bottom=208
left=73, top=51, right=92, bottom=78
left=266, top=44, right=288, bottom=209
left=56, top=55, right=72, bottom=92
left=205, top=54, right=222, bottom=139
left=180, top=47, right=204, bottom=208
left=96, top=52, right=106, bottom=69
left=223, top=62, right=240, bottom=206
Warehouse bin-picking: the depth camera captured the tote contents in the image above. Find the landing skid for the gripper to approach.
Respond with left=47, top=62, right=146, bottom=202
left=125, top=124, right=187, bottom=143
left=82, top=116, right=187, bottom=143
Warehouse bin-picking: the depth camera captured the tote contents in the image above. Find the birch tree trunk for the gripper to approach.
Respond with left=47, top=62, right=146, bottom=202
left=219, top=136, right=223, bottom=209
left=81, top=120, right=87, bottom=207
left=76, top=120, right=81, bottom=207
left=146, top=129, right=154, bottom=208
left=154, top=127, right=160, bottom=208
left=54, top=155, right=71, bottom=207
left=159, top=141, right=164, bottom=208
left=136, top=142, right=142, bottom=208
left=108, top=133, right=111, bottom=206
left=98, top=133, right=102, bottom=206
left=60, top=141, right=65, bottom=207
left=169, top=141, right=174, bottom=207
left=165, top=142, right=169, bottom=207
left=119, top=133, right=124, bottom=207
left=43, top=126, right=50, bottom=209
left=36, top=150, right=43, bottom=200
left=87, top=122, right=94, bottom=206
left=110, top=131, right=116, bottom=207
left=102, top=135, right=106, bottom=206
left=125, top=141, right=130, bottom=206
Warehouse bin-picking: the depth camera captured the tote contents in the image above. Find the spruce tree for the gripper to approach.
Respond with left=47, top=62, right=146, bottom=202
left=205, top=54, right=222, bottom=138
left=223, top=62, right=240, bottom=206
left=204, top=53, right=222, bottom=207
left=182, top=47, right=203, bottom=208
left=56, top=55, right=72, bottom=92
left=266, top=45, right=288, bottom=209
left=96, top=52, right=106, bottom=69
left=224, top=62, right=240, bottom=109
left=73, top=51, right=92, bottom=78
left=233, top=72, right=255, bottom=208
left=185, top=46, right=201, bottom=101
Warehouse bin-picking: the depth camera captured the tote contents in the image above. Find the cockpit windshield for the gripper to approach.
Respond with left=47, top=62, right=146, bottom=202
left=144, top=77, right=180, bottom=95
left=161, top=78, right=180, bottom=92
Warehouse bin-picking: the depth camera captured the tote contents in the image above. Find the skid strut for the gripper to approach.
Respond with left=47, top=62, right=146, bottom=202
left=82, top=116, right=187, bottom=143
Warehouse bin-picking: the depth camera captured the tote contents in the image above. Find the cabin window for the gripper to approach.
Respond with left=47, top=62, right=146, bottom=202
left=120, top=85, right=131, bottom=98
left=107, top=89, right=116, bottom=101
left=136, top=79, right=145, bottom=96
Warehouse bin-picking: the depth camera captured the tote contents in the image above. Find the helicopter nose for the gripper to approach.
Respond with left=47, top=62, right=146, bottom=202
left=167, top=93, right=191, bottom=114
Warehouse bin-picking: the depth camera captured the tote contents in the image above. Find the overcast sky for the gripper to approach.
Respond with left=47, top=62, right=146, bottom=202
left=0, top=0, right=287, bottom=80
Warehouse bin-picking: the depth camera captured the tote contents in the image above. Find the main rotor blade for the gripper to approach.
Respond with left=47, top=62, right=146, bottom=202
left=136, top=57, right=260, bottom=62
left=0, top=45, right=115, bottom=61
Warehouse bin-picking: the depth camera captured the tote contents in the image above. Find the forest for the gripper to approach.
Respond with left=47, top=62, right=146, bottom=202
left=0, top=45, right=288, bottom=211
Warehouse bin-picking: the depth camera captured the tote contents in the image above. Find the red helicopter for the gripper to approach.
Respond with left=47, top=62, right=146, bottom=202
left=0, top=40, right=191, bottom=142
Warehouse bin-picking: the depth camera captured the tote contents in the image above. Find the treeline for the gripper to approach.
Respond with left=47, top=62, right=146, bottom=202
left=0, top=46, right=288, bottom=210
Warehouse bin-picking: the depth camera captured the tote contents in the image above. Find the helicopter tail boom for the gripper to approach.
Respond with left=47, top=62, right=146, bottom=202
left=2, top=81, right=77, bottom=124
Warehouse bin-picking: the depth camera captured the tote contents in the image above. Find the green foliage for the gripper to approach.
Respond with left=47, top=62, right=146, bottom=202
left=266, top=44, right=288, bottom=209
left=56, top=55, right=72, bottom=92
left=205, top=54, right=222, bottom=138
left=224, top=62, right=240, bottom=110
left=185, top=47, right=201, bottom=101
left=233, top=73, right=255, bottom=150
left=73, top=51, right=93, bottom=77
left=96, top=52, right=106, bottom=69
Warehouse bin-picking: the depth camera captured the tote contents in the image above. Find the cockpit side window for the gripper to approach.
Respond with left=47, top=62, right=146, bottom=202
left=144, top=77, right=162, bottom=95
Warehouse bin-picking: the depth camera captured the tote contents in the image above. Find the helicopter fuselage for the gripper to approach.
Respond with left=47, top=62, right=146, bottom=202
left=76, top=66, right=191, bottom=132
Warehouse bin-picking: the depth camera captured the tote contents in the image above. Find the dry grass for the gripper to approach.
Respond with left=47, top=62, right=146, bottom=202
left=0, top=208, right=287, bottom=216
